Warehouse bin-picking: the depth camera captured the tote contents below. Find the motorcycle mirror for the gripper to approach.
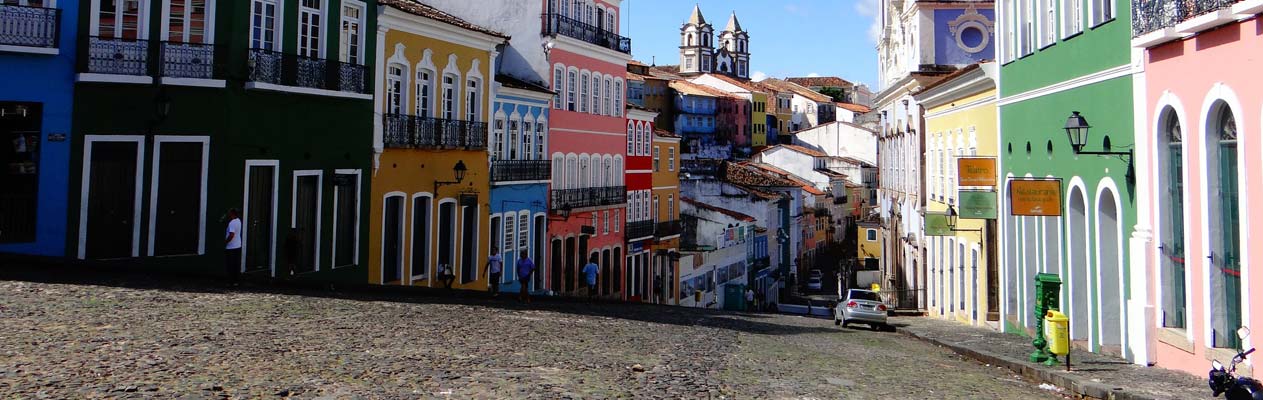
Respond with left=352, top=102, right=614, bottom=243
left=1213, top=360, right=1224, bottom=370
left=1238, top=326, right=1251, bottom=340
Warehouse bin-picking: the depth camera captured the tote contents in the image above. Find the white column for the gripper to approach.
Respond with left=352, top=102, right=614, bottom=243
left=1127, top=46, right=1155, bottom=366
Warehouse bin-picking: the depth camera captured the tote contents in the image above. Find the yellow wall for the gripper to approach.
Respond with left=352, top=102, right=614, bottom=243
left=923, top=86, right=997, bottom=322
left=368, top=26, right=494, bottom=289
left=751, top=92, right=767, bottom=147
left=858, top=225, right=881, bottom=261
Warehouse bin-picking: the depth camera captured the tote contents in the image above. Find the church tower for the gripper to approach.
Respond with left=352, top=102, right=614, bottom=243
left=678, top=4, right=713, bottom=76
left=717, top=12, right=750, bottom=80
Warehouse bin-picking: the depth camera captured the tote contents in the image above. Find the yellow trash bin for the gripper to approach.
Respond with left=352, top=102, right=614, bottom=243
left=1045, top=310, right=1070, bottom=356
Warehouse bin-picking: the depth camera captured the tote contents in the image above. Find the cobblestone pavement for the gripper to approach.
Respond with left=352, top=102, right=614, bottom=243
left=0, top=278, right=1063, bottom=399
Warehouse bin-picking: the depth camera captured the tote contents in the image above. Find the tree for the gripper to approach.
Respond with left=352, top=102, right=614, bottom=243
left=817, top=87, right=848, bottom=103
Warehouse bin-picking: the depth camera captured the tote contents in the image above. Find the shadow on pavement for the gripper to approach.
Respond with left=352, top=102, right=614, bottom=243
left=0, top=260, right=837, bottom=337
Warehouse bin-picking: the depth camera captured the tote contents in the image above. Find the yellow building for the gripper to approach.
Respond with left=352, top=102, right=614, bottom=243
left=914, top=62, right=999, bottom=326
left=750, top=91, right=768, bottom=148
left=651, top=130, right=682, bottom=305
left=857, top=222, right=881, bottom=267
left=369, top=1, right=507, bottom=289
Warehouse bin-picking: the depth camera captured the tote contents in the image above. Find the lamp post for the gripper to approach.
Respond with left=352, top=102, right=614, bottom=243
left=945, top=205, right=982, bottom=233
left=1063, top=111, right=1134, bottom=184
left=434, top=160, right=467, bottom=193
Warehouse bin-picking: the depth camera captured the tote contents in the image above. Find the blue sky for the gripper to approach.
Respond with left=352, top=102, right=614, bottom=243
left=619, top=0, right=881, bottom=88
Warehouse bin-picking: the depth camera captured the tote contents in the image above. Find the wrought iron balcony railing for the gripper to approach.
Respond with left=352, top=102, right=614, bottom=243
left=681, top=159, right=719, bottom=177
left=383, top=113, right=488, bottom=150
left=159, top=41, right=218, bottom=79
left=540, top=13, right=631, bottom=54
left=1132, top=0, right=1242, bottom=37
left=0, top=4, right=59, bottom=48
left=84, top=36, right=148, bottom=76
left=626, top=220, right=655, bottom=240
left=248, top=48, right=368, bottom=94
left=491, top=159, right=551, bottom=182
left=654, top=220, right=682, bottom=238
left=550, top=186, right=626, bottom=210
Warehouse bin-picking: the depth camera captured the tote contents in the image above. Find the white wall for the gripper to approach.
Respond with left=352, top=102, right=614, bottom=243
left=422, top=0, right=550, bottom=84
left=792, top=122, right=878, bottom=166
left=755, top=149, right=829, bottom=190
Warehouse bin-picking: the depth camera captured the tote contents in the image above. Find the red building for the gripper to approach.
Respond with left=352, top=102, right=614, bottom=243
left=625, top=106, right=657, bottom=301
left=543, top=0, right=632, bottom=297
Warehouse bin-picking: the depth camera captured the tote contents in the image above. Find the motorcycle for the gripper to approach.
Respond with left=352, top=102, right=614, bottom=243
left=1209, top=326, right=1263, bottom=399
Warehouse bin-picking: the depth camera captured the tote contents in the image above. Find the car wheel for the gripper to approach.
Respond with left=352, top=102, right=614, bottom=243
left=841, top=319, right=849, bottom=328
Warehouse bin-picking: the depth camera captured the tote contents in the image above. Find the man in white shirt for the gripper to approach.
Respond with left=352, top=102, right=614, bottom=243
left=483, top=247, right=503, bottom=296
left=224, top=208, right=242, bottom=284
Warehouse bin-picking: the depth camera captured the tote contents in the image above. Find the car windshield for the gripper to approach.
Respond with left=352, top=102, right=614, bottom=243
left=848, top=290, right=880, bottom=301
left=808, top=277, right=821, bottom=283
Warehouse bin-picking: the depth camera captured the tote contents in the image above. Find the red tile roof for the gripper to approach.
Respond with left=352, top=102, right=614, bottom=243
left=379, top=0, right=509, bottom=39
left=760, top=144, right=827, bottom=158
left=670, top=80, right=738, bottom=98
left=760, top=78, right=832, bottom=103
left=681, top=197, right=756, bottom=222
left=653, top=129, right=681, bottom=138
left=836, top=102, right=871, bottom=113
left=748, top=163, right=825, bottom=195
left=786, top=76, right=855, bottom=88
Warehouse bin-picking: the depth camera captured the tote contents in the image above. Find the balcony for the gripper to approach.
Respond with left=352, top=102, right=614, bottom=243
left=491, top=159, right=551, bottom=183
left=626, top=220, right=655, bottom=240
left=159, top=41, right=217, bottom=79
left=0, top=4, right=59, bottom=53
left=248, top=48, right=369, bottom=96
left=680, top=159, right=719, bottom=178
left=84, top=36, right=148, bottom=76
left=383, top=113, right=488, bottom=150
left=540, top=13, right=631, bottom=54
left=654, top=220, right=682, bottom=238
left=550, top=186, right=626, bottom=211
left=1132, top=0, right=1246, bottom=39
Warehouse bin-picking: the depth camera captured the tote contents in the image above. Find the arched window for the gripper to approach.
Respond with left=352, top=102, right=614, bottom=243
left=508, top=114, right=520, bottom=159
left=579, top=154, right=591, bottom=189
left=687, top=33, right=694, bottom=46
left=627, top=122, right=634, bottom=155
left=603, top=77, right=612, bottom=117
left=580, top=71, right=590, bottom=113
left=492, top=113, right=506, bottom=160
left=534, top=117, right=546, bottom=159
left=592, top=155, right=603, bottom=188
left=603, top=156, right=613, bottom=186
left=1207, top=102, right=1241, bottom=348
left=613, top=156, right=623, bottom=185
left=591, top=73, right=601, bottom=115
left=566, top=154, right=578, bottom=189
left=416, top=68, right=433, bottom=117
left=614, top=79, right=623, bottom=116
left=386, top=64, right=405, bottom=114
left=552, top=154, right=564, bottom=186
left=567, top=69, right=577, bottom=111
left=1157, top=108, right=1186, bottom=329
left=442, top=73, right=457, bottom=119
left=553, top=65, right=564, bottom=109
left=523, top=117, right=535, bottom=161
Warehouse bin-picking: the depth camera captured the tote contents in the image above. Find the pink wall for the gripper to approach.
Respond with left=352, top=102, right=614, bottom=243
left=1143, top=17, right=1263, bottom=378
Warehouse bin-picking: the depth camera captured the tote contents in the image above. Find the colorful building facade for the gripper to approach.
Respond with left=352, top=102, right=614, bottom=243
left=1133, top=0, right=1263, bottom=375
left=651, top=129, right=682, bottom=304
left=490, top=75, right=552, bottom=294
left=68, top=0, right=375, bottom=282
left=625, top=107, right=656, bottom=301
left=1, top=0, right=78, bottom=256
left=916, top=62, right=999, bottom=327
left=370, top=0, right=503, bottom=289
left=543, top=0, right=631, bottom=296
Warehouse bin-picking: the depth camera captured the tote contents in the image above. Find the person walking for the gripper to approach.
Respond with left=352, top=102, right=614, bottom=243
left=484, top=247, right=503, bottom=297
left=653, top=275, right=663, bottom=304
left=582, top=254, right=599, bottom=301
left=439, top=264, right=455, bottom=289
left=745, top=288, right=755, bottom=312
left=224, top=208, right=243, bottom=286
left=516, top=249, right=535, bottom=303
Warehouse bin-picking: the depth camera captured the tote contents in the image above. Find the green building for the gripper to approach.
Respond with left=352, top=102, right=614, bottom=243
left=996, top=0, right=1136, bottom=359
left=68, top=0, right=376, bottom=282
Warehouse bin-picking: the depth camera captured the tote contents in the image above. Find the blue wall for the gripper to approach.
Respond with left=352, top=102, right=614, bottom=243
left=933, top=9, right=996, bottom=66
left=0, top=1, right=78, bottom=256
left=491, top=92, right=549, bottom=292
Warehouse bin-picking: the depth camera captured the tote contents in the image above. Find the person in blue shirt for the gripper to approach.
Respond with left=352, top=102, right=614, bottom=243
left=582, top=254, right=600, bottom=300
left=516, top=249, right=535, bottom=303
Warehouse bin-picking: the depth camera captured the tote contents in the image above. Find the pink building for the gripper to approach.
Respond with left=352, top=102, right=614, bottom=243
left=1134, top=2, right=1263, bottom=377
left=543, top=0, right=632, bottom=296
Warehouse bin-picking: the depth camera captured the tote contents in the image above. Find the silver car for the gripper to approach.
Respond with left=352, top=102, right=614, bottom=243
left=835, top=289, right=890, bottom=330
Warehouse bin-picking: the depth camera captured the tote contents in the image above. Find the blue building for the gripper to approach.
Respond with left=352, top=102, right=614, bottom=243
left=670, top=80, right=726, bottom=161
left=489, top=74, right=552, bottom=294
left=1, top=1, right=77, bottom=256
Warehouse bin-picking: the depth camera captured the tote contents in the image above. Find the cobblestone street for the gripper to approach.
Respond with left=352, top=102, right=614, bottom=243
left=0, top=277, right=1061, bottom=399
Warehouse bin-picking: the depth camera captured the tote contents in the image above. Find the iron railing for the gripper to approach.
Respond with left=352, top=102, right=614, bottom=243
left=654, top=220, right=682, bottom=237
left=159, top=41, right=217, bottom=79
left=540, top=13, right=631, bottom=54
left=877, top=288, right=925, bottom=311
left=626, top=220, right=655, bottom=239
left=550, top=186, right=626, bottom=210
left=84, top=36, right=148, bottom=76
left=491, top=159, right=551, bottom=182
left=681, top=159, right=720, bottom=177
left=1132, top=0, right=1242, bottom=37
left=0, top=4, right=59, bottom=48
left=248, top=48, right=368, bottom=94
left=382, top=113, right=488, bottom=149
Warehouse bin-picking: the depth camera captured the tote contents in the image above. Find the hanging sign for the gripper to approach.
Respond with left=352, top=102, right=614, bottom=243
left=924, top=213, right=952, bottom=236
left=958, top=190, right=998, bottom=220
left=1008, top=178, right=1062, bottom=216
left=958, top=157, right=997, bottom=186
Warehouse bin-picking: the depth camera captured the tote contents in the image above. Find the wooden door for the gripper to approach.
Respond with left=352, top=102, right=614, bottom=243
left=85, top=141, right=139, bottom=259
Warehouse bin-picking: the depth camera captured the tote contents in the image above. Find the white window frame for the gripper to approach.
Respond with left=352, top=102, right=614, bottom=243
left=535, top=117, right=547, bottom=159
left=291, top=169, right=324, bottom=271
left=91, top=0, right=152, bottom=40
left=330, top=168, right=362, bottom=268
left=380, top=191, right=406, bottom=284
left=1088, top=0, right=1112, bottom=27
left=409, top=192, right=434, bottom=283
left=386, top=63, right=407, bottom=114
left=339, top=0, right=365, bottom=65
left=1061, top=0, right=1083, bottom=38
left=240, top=159, right=280, bottom=276
left=249, top=0, right=281, bottom=50
left=566, top=67, right=578, bottom=111
left=146, top=135, right=210, bottom=257
left=77, top=135, right=146, bottom=260
left=161, top=0, right=216, bottom=44
left=553, top=65, right=565, bottom=109
left=580, top=71, right=590, bottom=113
left=296, top=0, right=327, bottom=58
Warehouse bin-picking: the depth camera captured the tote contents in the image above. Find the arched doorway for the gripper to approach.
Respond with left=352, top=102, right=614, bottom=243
left=550, top=238, right=562, bottom=292
left=1005, top=201, right=1019, bottom=330
left=1206, top=101, right=1242, bottom=349
left=1098, top=188, right=1122, bottom=355
left=1068, top=186, right=1089, bottom=344
left=564, top=236, right=576, bottom=292
left=1023, top=216, right=1038, bottom=330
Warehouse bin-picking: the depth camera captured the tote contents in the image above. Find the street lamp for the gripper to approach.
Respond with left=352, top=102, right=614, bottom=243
left=1061, top=111, right=1134, bottom=184
left=434, top=160, right=467, bottom=192
left=946, top=205, right=982, bottom=232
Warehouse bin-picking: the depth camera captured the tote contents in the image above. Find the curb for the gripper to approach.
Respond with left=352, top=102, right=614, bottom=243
left=896, top=327, right=1157, bottom=400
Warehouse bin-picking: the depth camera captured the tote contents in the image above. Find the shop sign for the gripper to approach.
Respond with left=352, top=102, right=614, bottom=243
left=925, top=213, right=952, bottom=236
left=958, top=157, right=997, bottom=186
left=1009, top=179, right=1062, bottom=216
left=958, top=190, right=998, bottom=219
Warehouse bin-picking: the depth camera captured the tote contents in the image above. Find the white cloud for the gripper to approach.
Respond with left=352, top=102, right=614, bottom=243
left=853, top=0, right=882, bottom=43
left=751, top=71, right=768, bottom=82
left=806, top=72, right=821, bottom=78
